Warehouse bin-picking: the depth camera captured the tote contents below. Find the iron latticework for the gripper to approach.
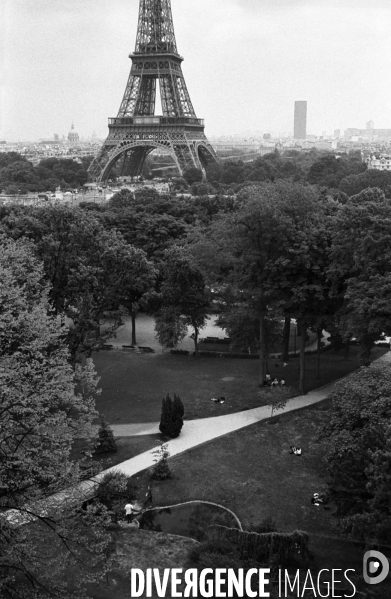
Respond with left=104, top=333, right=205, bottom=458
left=89, top=0, right=218, bottom=182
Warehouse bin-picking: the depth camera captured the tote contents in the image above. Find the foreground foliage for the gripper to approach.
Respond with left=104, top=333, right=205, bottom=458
left=0, top=236, right=112, bottom=598
left=323, top=362, right=391, bottom=544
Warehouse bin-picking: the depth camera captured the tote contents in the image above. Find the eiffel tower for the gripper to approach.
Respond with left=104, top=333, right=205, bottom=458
left=89, top=0, right=218, bottom=182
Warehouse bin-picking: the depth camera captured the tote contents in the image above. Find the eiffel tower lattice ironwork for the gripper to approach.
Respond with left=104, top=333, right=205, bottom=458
left=89, top=0, right=219, bottom=182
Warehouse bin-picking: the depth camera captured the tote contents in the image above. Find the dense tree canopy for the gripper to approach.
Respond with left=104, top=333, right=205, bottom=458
left=339, top=169, right=391, bottom=198
left=0, top=235, right=110, bottom=598
left=0, top=205, right=155, bottom=360
left=323, top=362, right=391, bottom=544
left=0, top=153, right=89, bottom=194
left=329, top=187, right=391, bottom=364
left=307, top=151, right=366, bottom=189
left=192, top=181, right=325, bottom=387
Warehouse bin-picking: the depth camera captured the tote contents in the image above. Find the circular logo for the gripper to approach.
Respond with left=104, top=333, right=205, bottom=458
left=363, top=551, right=390, bottom=585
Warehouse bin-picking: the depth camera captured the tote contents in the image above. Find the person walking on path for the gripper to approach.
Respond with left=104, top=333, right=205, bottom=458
left=144, top=485, right=153, bottom=506
left=124, top=501, right=134, bottom=523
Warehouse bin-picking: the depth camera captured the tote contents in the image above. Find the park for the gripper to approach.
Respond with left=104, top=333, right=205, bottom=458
left=2, top=171, right=391, bottom=598
left=67, top=311, right=389, bottom=599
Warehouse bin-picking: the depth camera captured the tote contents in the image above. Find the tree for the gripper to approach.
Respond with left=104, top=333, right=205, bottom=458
left=329, top=188, right=391, bottom=365
left=339, top=170, right=391, bottom=198
left=264, top=386, right=290, bottom=417
left=307, top=152, right=366, bottom=189
left=217, top=305, right=282, bottom=359
left=0, top=153, right=89, bottom=194
left=1, top=205, right=156, bottom=361
left=191, top=181, right=215, bottom=196
left=0, top=235, right=111, bottom=598
left=156, top=247, right=209, bottom=357
left=220, top=160, right=245, bottom=185
left=183, top=166, right=203, bottom=185
left=106, top=188, right=135, bottom=210
left=155, top=306, right=188, bottom=348
left=151, top=442, right=172, bottom=480
left=192, top=181, right=324, bottom=387
left=95, top=470, right=137, bottom=520
left=205, top=162, right=222, bottom=186
left=322, top=362, right=391, bottom=544
left=94, top=417, right=117, bottom=454
left=159, top=393, right=184, bottom=438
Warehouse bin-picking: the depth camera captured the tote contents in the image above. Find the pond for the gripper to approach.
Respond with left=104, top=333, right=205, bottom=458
left=137, top=500, right=241, bottom=542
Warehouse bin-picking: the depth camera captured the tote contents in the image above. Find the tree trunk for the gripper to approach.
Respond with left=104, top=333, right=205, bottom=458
left=358, top=333, right=375, bottom=367
left=131, top=307, right=137, bottom=346
left=259, top=311, right=267, bottom=386
left=193, top=326, right=199, bottom=358
left=299, top=320, right=307, bottom=394
left=282, top=316, right=291, bottom=362
left=343, top=338, right=351, bottom=361
left=316, top=327, right=322, bottom=380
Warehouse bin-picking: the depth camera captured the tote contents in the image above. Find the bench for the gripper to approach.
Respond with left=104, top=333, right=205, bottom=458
left=200, top=337, right=231, bottom=345
left=138, top=346, right=155, bottom=353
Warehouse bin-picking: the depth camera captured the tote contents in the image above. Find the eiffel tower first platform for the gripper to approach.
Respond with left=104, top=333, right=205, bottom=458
left=89, top=0, right=219, bottom=182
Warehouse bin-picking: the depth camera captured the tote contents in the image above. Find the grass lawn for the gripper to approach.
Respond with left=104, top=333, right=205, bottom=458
left=92, top=346, right=388, bottom=423
left=83, top=530, right=197, bottom=599
left=128, top=399, right=377, bottom=592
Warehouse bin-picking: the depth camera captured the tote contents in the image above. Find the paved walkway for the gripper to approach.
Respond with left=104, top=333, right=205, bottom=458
left=103, top=352, right=391, bottom=479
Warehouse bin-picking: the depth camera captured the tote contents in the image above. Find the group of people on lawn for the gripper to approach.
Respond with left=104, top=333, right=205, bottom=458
left=264, top=374, right=286, bottom=387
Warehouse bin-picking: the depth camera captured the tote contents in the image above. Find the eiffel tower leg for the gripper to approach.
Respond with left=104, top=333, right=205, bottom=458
left=121, top=147, right=151, bottom=177
left=197, top=141, right=219, bottom=170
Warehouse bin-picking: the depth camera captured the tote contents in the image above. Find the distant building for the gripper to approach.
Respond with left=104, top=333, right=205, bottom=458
left=294, top=101, right=307, bottom=140
left=366, top=120, right=374, bottom=131
left=345, top=127, right=391, bottom=139
left=67, top=123, right=79, bottom=145
left=366, top=153, right=391, bottom=171
left=334, top=129, right=341, bottom=138
left=54, top=133, right=59, bottom=142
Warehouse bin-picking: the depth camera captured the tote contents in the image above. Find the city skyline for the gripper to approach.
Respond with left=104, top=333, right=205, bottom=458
left=2, top=0, right=391, bottom=141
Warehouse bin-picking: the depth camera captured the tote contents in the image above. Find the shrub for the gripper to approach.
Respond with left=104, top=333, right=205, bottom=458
left=159, top=393, right=184, bottom=438
left=95, top=470, right=137, bottom=518
left=94, top=417, right=117, bottom=454
left=151, top=442, right=172, bottom=480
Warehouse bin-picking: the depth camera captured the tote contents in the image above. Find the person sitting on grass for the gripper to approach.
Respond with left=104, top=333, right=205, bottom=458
left=271, top=377, right=279, bottom=387
left=289, top=446, right=302, bottom=455
left=264, top=374, right=272, bottom=386
left=211, top=397, right=225, bottom=403
left=280, top=379, right=286, bottom=386
left=311, top=492, right=328, bottom=506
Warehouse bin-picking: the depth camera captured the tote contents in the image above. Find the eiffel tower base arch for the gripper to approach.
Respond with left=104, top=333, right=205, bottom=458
left=89, top=125, right=217, bottom=183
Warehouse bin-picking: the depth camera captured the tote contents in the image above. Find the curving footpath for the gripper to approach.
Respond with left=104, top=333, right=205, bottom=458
left=5, top=353, right=390, bottom=524
left=103, top=352, right=391, bottom=479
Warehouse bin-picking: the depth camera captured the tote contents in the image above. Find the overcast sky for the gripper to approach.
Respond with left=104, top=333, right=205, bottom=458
left=2, top=0, right=391, bottom=140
